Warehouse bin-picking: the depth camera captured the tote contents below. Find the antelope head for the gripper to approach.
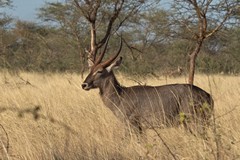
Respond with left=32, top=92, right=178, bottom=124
left=82, top=38, right=123, bottom=91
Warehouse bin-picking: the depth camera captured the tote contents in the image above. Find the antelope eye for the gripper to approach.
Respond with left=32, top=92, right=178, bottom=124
left=97, top=70, right=103, bottom=73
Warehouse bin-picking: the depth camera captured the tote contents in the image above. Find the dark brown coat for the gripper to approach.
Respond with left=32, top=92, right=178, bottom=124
left=83, top=64, right=214, bottom=132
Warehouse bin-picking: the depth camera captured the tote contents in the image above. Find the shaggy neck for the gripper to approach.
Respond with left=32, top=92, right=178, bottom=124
left=99, top=72, right=122, bottom=97
left=98, top=72, right=125, bottom=118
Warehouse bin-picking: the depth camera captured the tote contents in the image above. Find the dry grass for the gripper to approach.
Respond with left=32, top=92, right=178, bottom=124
left=0, top=70, right=240, bottom=160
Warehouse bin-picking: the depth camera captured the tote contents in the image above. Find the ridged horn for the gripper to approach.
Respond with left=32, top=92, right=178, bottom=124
left=95, top=36, right=110, bottom=65
left=101, top=36, right=123, bottom=68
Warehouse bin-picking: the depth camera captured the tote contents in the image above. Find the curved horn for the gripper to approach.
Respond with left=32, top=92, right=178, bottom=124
left=95, top=36, right=110, bottom=65
left=101, top=37, right=123, bottom=68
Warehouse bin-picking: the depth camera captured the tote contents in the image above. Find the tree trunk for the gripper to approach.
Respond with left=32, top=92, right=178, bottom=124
left=188, top=40, right=203, bottom=85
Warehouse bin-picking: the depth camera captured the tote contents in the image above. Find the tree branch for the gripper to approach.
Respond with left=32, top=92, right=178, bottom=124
left=73, top=0, right=101, bottom=66
left=205, top=9, right=232, bottom=38
left=98, top=0, right=124, bottom=48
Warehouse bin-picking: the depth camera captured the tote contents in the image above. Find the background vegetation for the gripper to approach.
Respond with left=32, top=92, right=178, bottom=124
left=1, top=1, right=240, bottom=159
left=0, top=0, right=239, bottom=75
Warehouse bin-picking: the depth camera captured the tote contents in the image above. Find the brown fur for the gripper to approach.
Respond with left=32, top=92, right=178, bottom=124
left=82, top=61, right=214, bottom=132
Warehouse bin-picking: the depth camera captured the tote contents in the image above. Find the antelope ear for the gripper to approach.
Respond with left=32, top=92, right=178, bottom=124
left=106, top=57, right=122, bottom=72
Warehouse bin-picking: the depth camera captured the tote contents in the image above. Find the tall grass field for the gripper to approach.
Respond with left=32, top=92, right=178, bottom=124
left=0, top=71, right=240, bottom=159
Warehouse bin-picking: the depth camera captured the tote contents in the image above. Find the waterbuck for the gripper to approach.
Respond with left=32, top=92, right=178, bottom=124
left=81, top=41, right=214, bottom=133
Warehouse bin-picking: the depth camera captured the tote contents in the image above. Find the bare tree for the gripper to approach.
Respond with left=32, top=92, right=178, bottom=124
left=73, top=0, right=146, bottom=67
left=171, top=0, right=238, bottom=84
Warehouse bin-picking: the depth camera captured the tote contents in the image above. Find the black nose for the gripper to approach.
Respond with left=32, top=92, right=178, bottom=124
left=82, top=83, right=87, bottom=89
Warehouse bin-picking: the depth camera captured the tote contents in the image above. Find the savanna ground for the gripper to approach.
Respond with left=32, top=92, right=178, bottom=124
left=0, top=70, right=240, bottom=160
